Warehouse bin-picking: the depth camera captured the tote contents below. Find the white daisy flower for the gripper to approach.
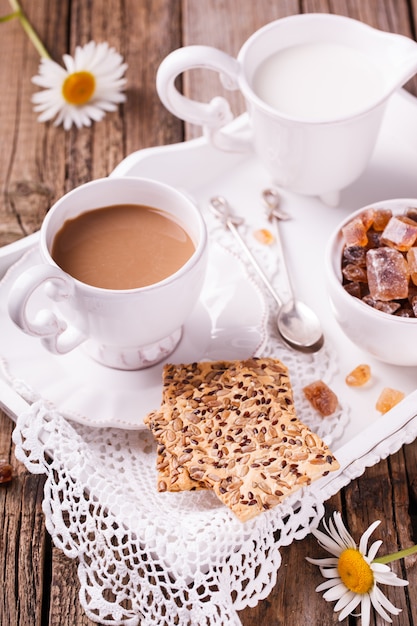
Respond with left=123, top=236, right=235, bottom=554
left=306, top=512, right=408, bottom=626
left=31, top=41, right=127, bottom=130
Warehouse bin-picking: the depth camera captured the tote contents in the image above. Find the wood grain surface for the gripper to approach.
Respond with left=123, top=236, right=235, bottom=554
left=0, top=1, right=417, bottom=625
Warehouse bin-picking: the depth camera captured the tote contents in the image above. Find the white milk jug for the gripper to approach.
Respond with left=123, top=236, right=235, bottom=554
left=156, top=14, right=417, bottom=205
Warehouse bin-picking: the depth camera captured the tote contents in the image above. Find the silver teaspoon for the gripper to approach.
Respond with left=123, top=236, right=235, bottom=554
left=209, top=195, right=324, bottom=353
left=262, top=188, right=324, bottom=352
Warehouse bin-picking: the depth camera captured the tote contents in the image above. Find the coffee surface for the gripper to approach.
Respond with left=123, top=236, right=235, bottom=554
left=51, top=204, right=195, bottom=289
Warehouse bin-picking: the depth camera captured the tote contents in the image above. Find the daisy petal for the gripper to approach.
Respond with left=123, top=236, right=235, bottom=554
left=334, top=589, right=356, bottom=611
left=311, top=528, right=344, bottom=557
left=318, top=567, right=340, bottom=579
left=338, top=594, right=361, bottom=621
left=374, top=569, right=409, bottom=587
left=306, top=555, right=338, bottom=565
left=316, top=578, right=343, bottom=593
left=36, top=103, right=64, bottom=122
left=360, top=593, right=372, bottom=626
left=322, top=582, right=348, bottom=602
left=367, top=539, right=383, bottom=562
left=332, top=512, right=357, bottom=549
left=371, top=585, right=402, bottom=617
left=359, top=520, right=381, bottom=554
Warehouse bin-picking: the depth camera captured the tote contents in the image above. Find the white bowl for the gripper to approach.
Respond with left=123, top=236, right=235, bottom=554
left=325, top=198, right=417, bottom=366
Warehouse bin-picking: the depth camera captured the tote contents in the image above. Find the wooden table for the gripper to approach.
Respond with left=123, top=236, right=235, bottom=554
left=1, top=1, right=417, bottom=624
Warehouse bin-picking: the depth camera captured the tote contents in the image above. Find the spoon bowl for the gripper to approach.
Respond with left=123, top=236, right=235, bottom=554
left=277, top=299, right=324, bottom=352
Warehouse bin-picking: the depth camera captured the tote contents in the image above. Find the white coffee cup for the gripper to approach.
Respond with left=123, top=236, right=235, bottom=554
left=156, top=13, right=417, bottom=206
left=8, top=177, right=208, bottom=370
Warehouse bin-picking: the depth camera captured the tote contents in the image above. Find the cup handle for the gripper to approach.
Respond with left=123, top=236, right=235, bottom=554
left=8, top=264, right=87, bottom=355
left=156, top=45, right=251, bottom=152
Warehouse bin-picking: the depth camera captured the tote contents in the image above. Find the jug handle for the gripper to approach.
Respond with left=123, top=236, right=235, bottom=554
left=156, top=45, right=251, bottom=152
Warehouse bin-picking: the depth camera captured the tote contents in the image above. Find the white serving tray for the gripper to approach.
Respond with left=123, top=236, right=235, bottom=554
left=1, top=89, right=417, bottom=453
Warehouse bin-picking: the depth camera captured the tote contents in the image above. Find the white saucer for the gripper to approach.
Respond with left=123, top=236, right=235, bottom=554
left=0, top=243, right=267, bottom=429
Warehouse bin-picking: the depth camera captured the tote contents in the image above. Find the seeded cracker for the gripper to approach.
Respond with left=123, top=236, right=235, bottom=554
left=144, top=358, right=340, bottom=522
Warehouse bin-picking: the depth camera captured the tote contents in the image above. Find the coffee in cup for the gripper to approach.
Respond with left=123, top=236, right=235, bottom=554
left=8, top=177, right=208, bottom=370
left=51, top=203, right=196, bottom=289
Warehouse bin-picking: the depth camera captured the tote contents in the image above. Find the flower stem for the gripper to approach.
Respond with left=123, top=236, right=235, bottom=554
left=0, top=11, right=20, bottom=23
left=374, top=543, right=417, bottom=565
left=7, top=0, right=50, bottom=58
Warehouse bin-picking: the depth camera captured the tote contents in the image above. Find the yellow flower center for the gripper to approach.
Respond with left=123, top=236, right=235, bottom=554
left=62, top=71, right=95, bottom=105
left=338, top=548, right=374, bottom=594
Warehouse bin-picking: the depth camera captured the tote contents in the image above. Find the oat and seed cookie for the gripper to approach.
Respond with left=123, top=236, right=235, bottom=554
left=144, top=358, right=339, bottom=522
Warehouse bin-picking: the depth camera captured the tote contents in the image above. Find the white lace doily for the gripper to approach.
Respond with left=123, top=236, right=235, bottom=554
left=13, top=400, right=329, bottom=626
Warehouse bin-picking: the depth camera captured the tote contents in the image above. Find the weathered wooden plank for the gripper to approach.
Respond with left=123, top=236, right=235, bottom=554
left=49, top=548, right=93, bottom=626
left=0, top=410, right=48, bottom=626
left=0, top=0, right=68, bottom=246
left=399, top=442, right=417, bottom=623
left=45, top=2, right=185, bottom=623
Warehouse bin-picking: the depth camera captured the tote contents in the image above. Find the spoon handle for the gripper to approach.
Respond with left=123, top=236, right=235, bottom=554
left=209, top=196, right=283, bottom=307
left=271, top=214, right=295, bottom=298
left=262, top=189, right=295, bottom=299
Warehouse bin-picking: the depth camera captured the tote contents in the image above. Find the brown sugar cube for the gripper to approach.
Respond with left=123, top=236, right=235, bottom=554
left=381, top=215, right=417, bottom=251
left=410, top=291, right=417, bottom=316
left=342, top=216, right=369, bottom=247
left=343, top=282, right=363, bottom=298
left=395, top=305, right=415, bottom=318
left=303, top=380, right=338, bottom=417
left=253, top=228, right=274, bottom=245
left=405, top=207, right=417, bottom=222
left=372, top=208, right=393, bottom=231
left=366, top=247, right=409, bottom=301
left=343, top=245, right=367, bottom=267
left=366, top=231, right=383, bottom=249
left=342, top=264, right=368, bottom=283
left=362, top=295, right=401, bottom=314
left=345, top=364, right=371, bottom=387
left=375, top=387, right=405, bottom=414
left=360, top=208, right=377, bottom=230
left=408, top=284, right=417, bottom=302
left=407, top=247, right=417, bottom=286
